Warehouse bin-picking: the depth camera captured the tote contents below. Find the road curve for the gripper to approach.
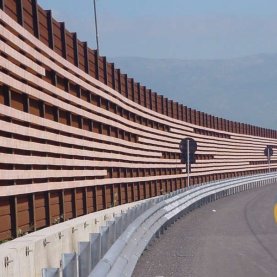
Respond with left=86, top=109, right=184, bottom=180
left=133, top=183, right=277, bottom=277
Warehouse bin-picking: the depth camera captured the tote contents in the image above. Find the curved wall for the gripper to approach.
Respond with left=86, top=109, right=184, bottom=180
left=0, top=0, right=276, bottom=241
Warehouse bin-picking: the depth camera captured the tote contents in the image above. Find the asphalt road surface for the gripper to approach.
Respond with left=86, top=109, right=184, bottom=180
left=133, top=183, right=277, bottom=277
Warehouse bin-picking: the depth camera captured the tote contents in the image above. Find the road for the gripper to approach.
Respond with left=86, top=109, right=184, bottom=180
left=133, top=183, right=277, bottom=277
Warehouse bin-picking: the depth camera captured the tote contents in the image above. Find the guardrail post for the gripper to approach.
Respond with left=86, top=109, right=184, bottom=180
left=78, top=241, right=91, bottom=277
left=100, top=226, right=109, bottom=258
left=90, top=233, right=101, bottom=270
left=115, top=216, right=123, bottom=239
left=42, top=268, right=59, bottom=277
left=121, top=212, right=128, bottom=231
left=106, top=220, right=116, bottom=248
left=62, top=253, right=77, bottom=277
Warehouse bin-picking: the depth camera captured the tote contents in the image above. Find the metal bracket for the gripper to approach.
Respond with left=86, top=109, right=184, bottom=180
left=72, top=227, right=78, bottom=234
left=4, top=257, right=13, bottom=268
left=25, top=246, right=33, bottom=256
left=58, top=232, right=64, bottom=240
left=43, top=239, right=50, bottom=247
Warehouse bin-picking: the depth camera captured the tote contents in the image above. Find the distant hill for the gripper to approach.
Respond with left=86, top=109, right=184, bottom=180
left=111, top=55, right=277, bottom=130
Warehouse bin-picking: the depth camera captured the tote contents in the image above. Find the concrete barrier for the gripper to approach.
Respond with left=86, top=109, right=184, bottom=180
left=1, top=174, right=276, bottom=277
left=0, top=199, right=150, bottom=277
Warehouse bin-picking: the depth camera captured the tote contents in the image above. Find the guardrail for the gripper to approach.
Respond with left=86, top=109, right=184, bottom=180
left=87, top=173, right=276, bottom=277
left=2, top=173, right=276, bottom=277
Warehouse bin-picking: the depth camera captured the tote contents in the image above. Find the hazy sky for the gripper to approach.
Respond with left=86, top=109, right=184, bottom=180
left=38, top=0, right=277, bottom=59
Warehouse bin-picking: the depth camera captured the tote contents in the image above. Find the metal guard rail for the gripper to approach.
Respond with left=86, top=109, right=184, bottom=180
left=42, top=173, right=277, bottom=277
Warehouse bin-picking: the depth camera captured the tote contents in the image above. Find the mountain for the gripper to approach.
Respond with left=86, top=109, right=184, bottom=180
left=111, top=55, right=277, bottom=130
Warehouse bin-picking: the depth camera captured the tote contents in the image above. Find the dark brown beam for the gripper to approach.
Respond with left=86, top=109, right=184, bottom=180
left=73, top=33, right=79, bottom=67
left=117, top=69, right=121, bottom=94
left=149, top=90, right=153, bottom=110
left=73, top=188, right=77, bottom=217
left=46, top=10, right=54, bottom=50
left=31, top=194, right=36, bottom=231
left=144, top=86, right=147, bottom=107
left=61, top=23, right=67, bottom=59
left=46, top=192, right=51, bottom=226
left=16, top=0, right=24, bottom=26
left=112, top=63, right=116, bottom=89
left=125, top=74, right=128, bottom=98
left=103, top=57, right=108, bottom=85
left=31, top=0, right=40, bottom=39
left=137, top=83, right=141, bottom=105
left=11, top=196, right=18, bottom=238
left=131, top=79, right=135, bottom=102
left=103, top=185, right=107, bottom=209
left=84, top=42, right=89, bottom=74
left=61, top=189, right=65, bottom=221
left=23, top=94, right=30, bottom=113
left=3, top=85, right=11, bottom=106
left=39, top=101, right=45, bottom=118
left=155, top=93, right=158, bottom=112
left=94, top=185, right=98, bottom=211
left=84, top=187, right=88, bottom=214
left=0, top=0, right=4, bottom=10
left=95, top=51, right=99, bottom=80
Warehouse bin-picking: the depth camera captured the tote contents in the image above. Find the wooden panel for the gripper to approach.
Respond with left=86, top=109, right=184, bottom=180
left=38, top=7, right=49, bottom=46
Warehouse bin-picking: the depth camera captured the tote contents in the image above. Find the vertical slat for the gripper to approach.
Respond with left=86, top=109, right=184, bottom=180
left=125, top=183, right=128, bottom=203
left=47, top=10, right=54, bottom=50
left=73, top=33, right=79, bottom=67
left=181, top=105, right=184, bottom=121
left=103, top=57, right=108, bottom=85
left=61, top=189, right=65, bottom=221
left=149, top=90, right=153, bottom=110
left=3, top=85, right=11, bottom=106
left=111, top=63, right=116, bottom=89
left=111, top=183, right=114, bottom=207
left=46, top=192, right=51, bottom=226
left=73, top=188, right=77, bottom=217
left=16, top=0, right=24, bottom=26
left=131, top=79, right=135, bottom=102
left=0, top=0, right=4, bottom=10
left=94, top=186, right=98, bottom=211
left=31, top=0, right=40, bottom=39
left=117, top=69, right=121, bottom=94
left=103, top=186, right=107, bottom=209
left=137, top=83, right=141, bottom=105
left=155, top=93, right=158, bottom=112
left=95, top=51, right=99, bottom=80
left=32, top=193, right=36, bottom=231
left=11, top=196, right=18, bottom=238
left=84, top=42, right=89, bottom=74
left=23, top=94, right=30, bottom=113
left=119, top=183, right=122, bottom=205
left=161, top=96, right=164, bottom=114
left=143, top=182, right=147, bottom=199
left=61, top=22, right=67, bottom=59
left=131, top=183, right=135, bottom=202
left=144, top=86, right=147, bottom=107
left=125, top=75, right=128, bottom=98
left=39, top=101, right=45, bottom=118
left=149, top=181, right=152, bottom=198
left=84, top=187, right=88, bottom=214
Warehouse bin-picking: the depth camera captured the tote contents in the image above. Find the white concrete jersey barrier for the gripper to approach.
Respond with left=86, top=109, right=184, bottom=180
left=1, top=174, right=276, bottom=277
left=0, top=200, right=151, bottom=277
left=90, top=173, right=277, bottom=277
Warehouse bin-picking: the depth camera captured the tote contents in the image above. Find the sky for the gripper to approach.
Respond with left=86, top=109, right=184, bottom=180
left=38, top=0, right=277, bottom=60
